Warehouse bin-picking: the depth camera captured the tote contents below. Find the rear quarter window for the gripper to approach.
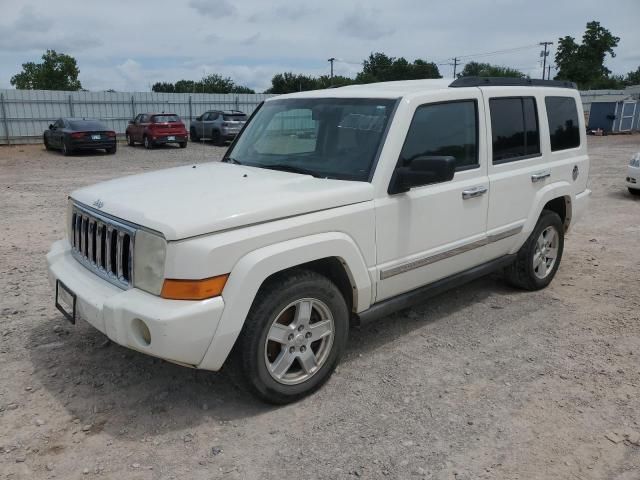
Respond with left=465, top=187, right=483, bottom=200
left=545, top=96, right=580, bottom=151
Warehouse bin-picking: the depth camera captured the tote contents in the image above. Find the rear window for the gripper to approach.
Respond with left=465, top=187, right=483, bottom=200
left=68, top=120, right=108, bottom=130
left=490, top=97, right=540, bottom=163
left=223, top=114, right=247, bottom=121
left=545, top=97, right=580, bottom=151
left=151, top=115, right=180, bottom=123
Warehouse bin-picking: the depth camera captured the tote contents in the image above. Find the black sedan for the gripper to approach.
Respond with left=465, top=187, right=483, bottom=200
left=44, top=118, right=117, bottom=155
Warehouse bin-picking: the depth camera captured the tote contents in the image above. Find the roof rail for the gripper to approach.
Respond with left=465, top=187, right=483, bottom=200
left=449, top=77, right=577, bottom=89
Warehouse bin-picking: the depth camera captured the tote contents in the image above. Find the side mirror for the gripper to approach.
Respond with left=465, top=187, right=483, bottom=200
left=388, top=156, right=457, bottom=195
left=49, top=124, right=54, bottom=130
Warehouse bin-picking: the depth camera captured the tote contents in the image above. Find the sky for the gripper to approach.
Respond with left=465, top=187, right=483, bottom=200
left=0, top=0, right=638, bottom=93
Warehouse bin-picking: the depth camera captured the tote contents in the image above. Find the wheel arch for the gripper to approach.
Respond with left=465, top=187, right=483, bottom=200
left=523, top=182, right=573, bottom=235
left=198, top=232, right=371, bottom=370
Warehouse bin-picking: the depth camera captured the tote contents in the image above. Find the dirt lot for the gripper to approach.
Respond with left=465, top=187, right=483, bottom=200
left=1, top=136, right=639, bottom=480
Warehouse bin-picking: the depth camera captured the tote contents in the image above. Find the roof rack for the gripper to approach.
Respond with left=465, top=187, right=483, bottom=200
left=449, top=77, right=577, bottom=89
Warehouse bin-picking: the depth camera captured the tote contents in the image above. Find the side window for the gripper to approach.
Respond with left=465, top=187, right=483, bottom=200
left=209, top=113, right=219, bottom=121
left=490, top=97, right=540, bottom=163
left=54, top=119, right=64, bottom=128
left=134, top=114, right=142, bottom=124
left=545, top=96, right=580, bottom=151
left=141, top=114, right=149, bottom=123
left=399, top=100, right=478, bottom=171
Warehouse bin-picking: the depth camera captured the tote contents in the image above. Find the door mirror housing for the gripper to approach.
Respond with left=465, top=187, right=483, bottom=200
left=49, top=124, right=54, bottom=130
left=388, top=156, right=457, bottom=194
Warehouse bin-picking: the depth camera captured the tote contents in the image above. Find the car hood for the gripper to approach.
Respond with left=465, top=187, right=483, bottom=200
left=71, top=162, right=374, bottom=240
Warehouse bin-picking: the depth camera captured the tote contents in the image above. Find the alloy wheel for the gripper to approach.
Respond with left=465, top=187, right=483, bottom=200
left=533, top=226, right=559, bottom=279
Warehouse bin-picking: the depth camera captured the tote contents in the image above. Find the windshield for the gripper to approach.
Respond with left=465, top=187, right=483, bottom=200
left=223, top=114, right=247, bottom=121
left=226, top=98, right=397, bottom=181
left=151, top=115, right=180, bottom=123
left=69, top=120, right=108, bottom=130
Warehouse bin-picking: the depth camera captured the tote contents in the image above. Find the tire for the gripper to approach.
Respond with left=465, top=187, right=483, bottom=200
left=143, top=136, right=153, bottom=149
left=126, top=133, right=135, bottom=146
left=44, top=136, right=51, bottom=151
left=190, top=128, right=199, bottom=142
left=61, top=140, right=72, bottom=156
left=229, top=269, right=349, bottom=404
left=629, top=187, right=640, bottom=196
left=106, top=146, right=117, bottom=154
left=179, top=141, right=187, bottom=149
left=211, top=130, right=222, bottom=146
left=504, top=209, right=564, bottom=291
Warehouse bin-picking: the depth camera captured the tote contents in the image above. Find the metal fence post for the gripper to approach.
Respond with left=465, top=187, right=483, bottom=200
left=68, top=95, right=74, bottom=117
left=188, top=96, right=192, bottom=125
left=0, top=93, right=10, bottom=145
left=130, top=96, right=135, bottom=119
left=235, top=96, right=239, bottom=111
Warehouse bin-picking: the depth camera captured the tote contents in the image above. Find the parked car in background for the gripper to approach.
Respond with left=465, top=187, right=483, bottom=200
left=44, top=118, right=117, bottom=155
left=627, top=152, right=640, bottom=195
left=126, top=113, right=188, bottom=149
left=190, top=110, right=248, bottom=145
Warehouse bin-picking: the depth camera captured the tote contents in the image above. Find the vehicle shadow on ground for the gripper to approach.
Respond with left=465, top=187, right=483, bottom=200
left=28, top=273, right=517, bottom=439
left=43, top=148, right=114, bottom=157
left=607, top=189, right=640, bottom=202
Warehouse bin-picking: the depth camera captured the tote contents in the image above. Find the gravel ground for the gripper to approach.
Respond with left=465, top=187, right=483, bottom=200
left=1, top=136, right=640, bottom=480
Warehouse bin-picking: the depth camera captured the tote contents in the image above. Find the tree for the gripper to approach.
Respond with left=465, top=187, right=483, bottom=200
left=554, top=21, right=620, bottom=89
left=355, top=52, right=441, bottom=83
left=10, top=50, right=82, bottom=91
left=458, top=61, right=526, bottom=78
left=265, top=73, right=319, bottom=94
left=152, top=74, right=254, bottom=94
left=624, top=66, right=640, bottom=86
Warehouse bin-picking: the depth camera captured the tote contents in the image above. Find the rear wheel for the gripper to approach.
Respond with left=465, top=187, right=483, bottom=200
left=126, top=133, right=135, bottom=146
left=504, top=210, right=564, bottom=290
left=106, top=146, right=117, bottom=154
left=143, top=136, right=153, bottom=149
left=229, top=269, right=349, bottom=404
left=179, top=141, right=187, bottom=149
left=44, top=136, right=51, bottom=150
left=629, top=187, right=640, bottom=196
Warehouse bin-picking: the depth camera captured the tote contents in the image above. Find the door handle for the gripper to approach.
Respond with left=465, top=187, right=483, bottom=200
left=462, top=186, right=488, bottom=199
left=531, top=170, right=551, bottom=182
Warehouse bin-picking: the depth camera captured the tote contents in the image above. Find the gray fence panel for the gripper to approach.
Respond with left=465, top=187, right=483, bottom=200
left=0, top=89, right=274, bottom=144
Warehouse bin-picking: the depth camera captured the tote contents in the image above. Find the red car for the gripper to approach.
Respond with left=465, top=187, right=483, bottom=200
left=126, top=113, right=188, bottom=149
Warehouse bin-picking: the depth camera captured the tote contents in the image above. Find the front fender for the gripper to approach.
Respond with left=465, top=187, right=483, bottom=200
left=198, top=232, right=371, bottom=371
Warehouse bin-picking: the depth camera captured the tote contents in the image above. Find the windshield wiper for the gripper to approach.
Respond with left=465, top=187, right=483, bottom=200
left=222, top=156, right=242, bottom=165
left=260, top=163, right=320, bottom=178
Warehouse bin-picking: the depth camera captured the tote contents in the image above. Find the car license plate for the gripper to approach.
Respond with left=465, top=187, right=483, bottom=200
left=167, top=136, right=175, bottom=141
left=55, top=280, right=77, bottom=324
left=91, top=134, right=101, bottom=140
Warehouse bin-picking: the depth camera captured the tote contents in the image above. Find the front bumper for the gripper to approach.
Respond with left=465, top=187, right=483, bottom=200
left=46, top=240, right=224, bottom=369
left=627, top=165, right=640, bottom=190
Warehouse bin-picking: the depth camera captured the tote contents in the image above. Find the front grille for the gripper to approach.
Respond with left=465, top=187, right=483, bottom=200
left=70, top=203, right=136, bottom=289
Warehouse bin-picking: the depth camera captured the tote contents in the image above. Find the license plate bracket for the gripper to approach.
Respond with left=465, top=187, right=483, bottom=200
left=91, top=134, right=101, bottom=140
left=167, top=135, right=175, bottom=141
left=55, top=280, right=77, bottom=324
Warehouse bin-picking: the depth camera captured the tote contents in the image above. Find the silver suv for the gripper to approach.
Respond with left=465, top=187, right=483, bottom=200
left=190, top=110, right=248, bottom=145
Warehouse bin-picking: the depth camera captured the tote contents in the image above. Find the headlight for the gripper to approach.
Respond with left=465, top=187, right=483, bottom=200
left=134, top=229, right=167, bottom=295
left=631, top=153, right=640, bottom=168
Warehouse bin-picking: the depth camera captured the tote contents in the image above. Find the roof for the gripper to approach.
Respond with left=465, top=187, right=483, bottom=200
left=270, top=77, right=580, bottom=101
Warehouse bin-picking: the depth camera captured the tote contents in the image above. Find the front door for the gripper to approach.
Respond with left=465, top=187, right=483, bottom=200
left=375, top=92, right=490, bottom=301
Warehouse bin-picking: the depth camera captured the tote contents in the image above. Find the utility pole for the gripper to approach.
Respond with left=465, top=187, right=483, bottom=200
left=327, top=57, right=335, bottom=79
left=452, top=57, right=459, bottom=78
left=547, top=65, right=552, bottom=81
left=539, top=42, right=553, bottom=80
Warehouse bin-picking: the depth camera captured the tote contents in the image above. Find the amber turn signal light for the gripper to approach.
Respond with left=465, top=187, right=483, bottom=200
left=160, top=274, right=229, bottom=300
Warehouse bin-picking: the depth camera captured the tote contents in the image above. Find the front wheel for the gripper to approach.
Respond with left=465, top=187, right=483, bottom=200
left=126, top=133, right=135, bottom=146
left=61, top=140, right=72, bottom=156
left=629, top=187, right=640, bottom=196
left=230, top=269, right=349, bottom=404
left=504, top=210, right=564, bottom=290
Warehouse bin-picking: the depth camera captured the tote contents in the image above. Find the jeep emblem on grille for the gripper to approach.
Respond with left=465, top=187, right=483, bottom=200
left=92, top=199, right=104, bottom=209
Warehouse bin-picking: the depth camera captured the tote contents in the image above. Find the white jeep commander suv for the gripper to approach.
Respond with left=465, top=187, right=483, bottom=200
left=48, top=77, right=591, bottom=403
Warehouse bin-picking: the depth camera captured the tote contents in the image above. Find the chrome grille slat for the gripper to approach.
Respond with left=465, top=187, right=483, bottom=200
left=69, top=203, right=136, bottom=290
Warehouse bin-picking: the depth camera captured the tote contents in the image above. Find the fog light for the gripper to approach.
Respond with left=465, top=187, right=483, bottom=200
left=131, top=318, right=151, bottom=346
